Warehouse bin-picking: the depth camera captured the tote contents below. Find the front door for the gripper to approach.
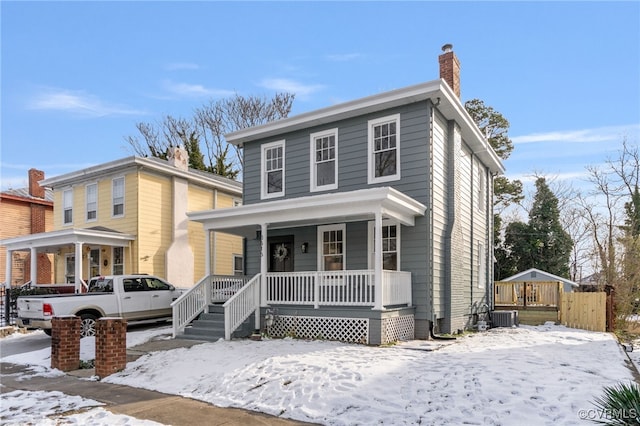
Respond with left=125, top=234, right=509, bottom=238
left=268, top=236, right=294, bottom=272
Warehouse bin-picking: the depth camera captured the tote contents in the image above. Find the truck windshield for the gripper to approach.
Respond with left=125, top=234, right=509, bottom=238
left=88, top=278, right=113, bottom=293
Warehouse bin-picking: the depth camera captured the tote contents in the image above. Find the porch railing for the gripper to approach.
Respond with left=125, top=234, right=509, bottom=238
left=494, top=281, right=562, bottom=307
left=223, top=274, right=261, bottom=340
left=171, top=275, right=251, bottom=337
left=266, top=269, right=411, bottom=308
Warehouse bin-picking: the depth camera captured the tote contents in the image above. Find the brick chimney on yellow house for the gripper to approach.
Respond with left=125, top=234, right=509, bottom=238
left=438, top=43, right=461, bottom=98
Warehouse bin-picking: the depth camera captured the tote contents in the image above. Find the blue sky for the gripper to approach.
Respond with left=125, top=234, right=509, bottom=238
left=1, top=1, right=639, bottom=194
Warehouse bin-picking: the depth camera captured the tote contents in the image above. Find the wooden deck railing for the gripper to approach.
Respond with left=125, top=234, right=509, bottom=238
left=494, top=281, right=562, bottom=307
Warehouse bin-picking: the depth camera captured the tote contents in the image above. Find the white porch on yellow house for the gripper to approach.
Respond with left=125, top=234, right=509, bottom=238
left=173, top=187, right=426, bottom=343
left=2, top=227, right=135, bottom=293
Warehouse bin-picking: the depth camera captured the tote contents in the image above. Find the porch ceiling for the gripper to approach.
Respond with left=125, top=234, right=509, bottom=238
left=188, top=186, right=426, bottom=237
left=0, top=228, right=136, bottom=252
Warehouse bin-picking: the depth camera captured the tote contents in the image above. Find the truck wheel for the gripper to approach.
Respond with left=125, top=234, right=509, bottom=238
left=79, top=314, right=98, bottom=338
left=43, top=329, right=52, bottom=337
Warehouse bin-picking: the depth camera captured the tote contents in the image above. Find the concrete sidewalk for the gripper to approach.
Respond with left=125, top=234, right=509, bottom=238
left=1, top=337, right=317, bottom=426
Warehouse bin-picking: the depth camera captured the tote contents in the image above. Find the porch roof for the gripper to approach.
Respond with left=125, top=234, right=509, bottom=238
left=188, top=187, right=426, bottom=237
left=0, top=227, right=135, bottom=252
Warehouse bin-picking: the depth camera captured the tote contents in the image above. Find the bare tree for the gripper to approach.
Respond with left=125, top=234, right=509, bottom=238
left=581, top=138, right=640, bottom=322
left=125, top=92, right=295, bottom=178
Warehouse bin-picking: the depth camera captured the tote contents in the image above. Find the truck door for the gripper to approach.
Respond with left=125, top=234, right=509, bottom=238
left=142, top=277, right=174, bottom=317
left=120, top=278, right=152, bottom=319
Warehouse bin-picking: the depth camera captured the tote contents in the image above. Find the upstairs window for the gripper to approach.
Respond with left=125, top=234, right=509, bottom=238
left=310, top=128, right=338, bottom=192
left=63, top=189, right=73, bottom=225
left=86, top=183, right=97, bottom=221
left=112, top=177, right=124, bottom=217
left=368, top=114, right=401, bottom=184
left=261, top=140, right=285, bottom=199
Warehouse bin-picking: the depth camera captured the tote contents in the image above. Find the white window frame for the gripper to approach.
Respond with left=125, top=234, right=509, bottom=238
left=310, top=128, right=338, bottom=192
left=112, top=177, right=125, bottom=218
left=62, top=188, right=73, bottom=225
left=317, top=224, right=346, bottom=271
left=367, top=219, right=401, bottom=270
left=112, top=246, right=124, bottom=275
left=86, top=183, right=98, bottom=222
left=261, top=140, right=285, bottom=199
left=368, top=113, right=401, bottom=184
left=65, top=254, right=75, bottom=283
left=233, top=254, right=244, bottom=276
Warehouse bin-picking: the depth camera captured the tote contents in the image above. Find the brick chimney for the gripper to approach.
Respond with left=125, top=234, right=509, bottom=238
left=28, top=168, right=45, bottom=199
left=438, top=43, right=461, bottom=98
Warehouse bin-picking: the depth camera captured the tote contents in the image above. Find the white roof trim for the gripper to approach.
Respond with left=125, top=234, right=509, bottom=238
left=226, top=79, right=504, bottom=174
left=1, top=228, right=135, bottom=251
left=39, top=156, right=242, bottom=195
left=188, top=187, right=426, bottom=234
left=502, top=268, right=579, bottom=287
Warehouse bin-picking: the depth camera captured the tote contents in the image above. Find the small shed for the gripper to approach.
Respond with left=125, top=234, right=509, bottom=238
left=502, top=268, right=578, bottom=293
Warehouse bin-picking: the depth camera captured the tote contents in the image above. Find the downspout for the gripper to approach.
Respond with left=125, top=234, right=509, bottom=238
left=488, top=171, right=498, bottom=310
left=470, top=154, right=474, bottom=313
left=428, top=100, right=436, bottom=332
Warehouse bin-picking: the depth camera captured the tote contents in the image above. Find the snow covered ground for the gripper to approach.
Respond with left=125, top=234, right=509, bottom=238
left=1, top=323, right=638, bottom=425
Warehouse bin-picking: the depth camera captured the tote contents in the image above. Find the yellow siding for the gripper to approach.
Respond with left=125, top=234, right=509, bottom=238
left=52, top=190, right=63, bottom=229
left=215, top=232, right=243, bottom=275
left=188, top=184, right=214, bottom=280
left=214, top=191, right=243, bottom=275
left=43, top=162, right=241, bottom=284
left=137, top=172, right=172, bottom=276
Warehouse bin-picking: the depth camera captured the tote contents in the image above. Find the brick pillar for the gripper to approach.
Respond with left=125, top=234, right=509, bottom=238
left=95, top=318, right=127, bottom=379
left=51, top=316, right=81, bottom=372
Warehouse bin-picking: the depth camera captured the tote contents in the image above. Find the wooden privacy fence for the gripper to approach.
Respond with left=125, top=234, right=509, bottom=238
left=560, top=291, right=607, bottom=332
left=495, top=281, right=607, bottom=332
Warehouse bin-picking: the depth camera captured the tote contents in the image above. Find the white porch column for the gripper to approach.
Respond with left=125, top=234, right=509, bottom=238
left=260, top=223, right=268, bottom=307
left=204, top=229, right=212, bottom=307
left=5, top=250, right=12, bottom=289
left=74, top=243, right=83, bottom=293
left=373, top=211, right=384, bottom=310
left=30, top=247, right=37, bottom=285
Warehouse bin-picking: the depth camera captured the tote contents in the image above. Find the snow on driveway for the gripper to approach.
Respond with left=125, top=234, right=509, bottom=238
left=2, top=323, right=637, bottom=425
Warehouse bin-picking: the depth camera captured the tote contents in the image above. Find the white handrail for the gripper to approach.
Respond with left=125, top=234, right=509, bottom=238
left=223, top=274, right=261, bottom=340
left=265, top=270, right=411, bottom=308
left=171, top=275, right=208, bottom=337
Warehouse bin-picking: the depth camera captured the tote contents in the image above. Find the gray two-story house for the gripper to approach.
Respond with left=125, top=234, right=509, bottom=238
left=173, top=46, right=504, bottom=345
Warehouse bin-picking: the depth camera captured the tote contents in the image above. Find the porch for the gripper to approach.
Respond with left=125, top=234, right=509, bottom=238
left=172, top=269, right=414, bottom=345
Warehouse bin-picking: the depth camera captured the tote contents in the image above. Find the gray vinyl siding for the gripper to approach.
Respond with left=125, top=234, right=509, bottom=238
left=242, top=102, right=431, bottom=205
left=239, top=96, right=496, bottom=336
left=449, top=144, right=473, bottom=332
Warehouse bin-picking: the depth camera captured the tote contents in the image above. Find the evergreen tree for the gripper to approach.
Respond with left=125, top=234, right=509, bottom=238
left=504, top=177, right=573, bottom=277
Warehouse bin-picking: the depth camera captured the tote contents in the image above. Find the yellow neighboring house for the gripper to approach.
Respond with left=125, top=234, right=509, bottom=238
left=1, top=147, right=243, bottom=291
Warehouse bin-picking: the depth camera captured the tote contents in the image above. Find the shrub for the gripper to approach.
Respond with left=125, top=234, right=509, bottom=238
left=592, top=382, right=640, bottom=425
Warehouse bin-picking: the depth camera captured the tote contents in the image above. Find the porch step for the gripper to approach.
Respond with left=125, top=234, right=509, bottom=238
left=178, top=304, right=255, bottom=342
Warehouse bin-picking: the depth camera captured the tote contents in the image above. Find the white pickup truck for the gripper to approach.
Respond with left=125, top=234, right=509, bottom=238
left=16, top=275, right=185, bottom=337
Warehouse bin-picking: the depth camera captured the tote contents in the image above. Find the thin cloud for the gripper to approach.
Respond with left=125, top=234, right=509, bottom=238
left=326, top=53, right=363, bottom=62
left=164, top=62, right=200, bottom=71
left=162, top=80, right=235, bottom=98
left=512, top=124, right=640, bottom=144
left=28, top=89, right=146, bottom=117
left=259, top=78, right=325, bottom=97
